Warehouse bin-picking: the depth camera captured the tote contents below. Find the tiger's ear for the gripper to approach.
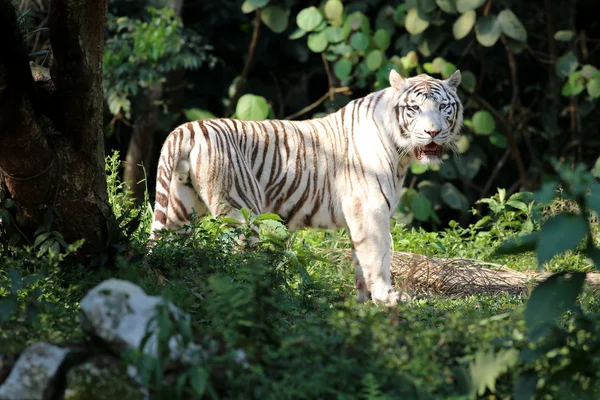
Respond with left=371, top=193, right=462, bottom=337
left=445, top=70, right=461, bottom=90
left=389, top=69, right=406, bottom=90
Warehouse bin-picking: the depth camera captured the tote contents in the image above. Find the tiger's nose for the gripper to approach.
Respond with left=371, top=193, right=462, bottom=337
left=425, top=128, right=441, bottom=137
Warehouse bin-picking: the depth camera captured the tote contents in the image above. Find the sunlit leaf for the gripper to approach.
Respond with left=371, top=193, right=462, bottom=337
left=307, top=30, right=328, bottom=52
left=452, top=10, right=476, bottom=40
left=475, top=15, right=501, bottom=47
left=236, top=94, right=270, bottom=120
left=324, top=0, right=344, bottom=26
left=405, top=7, right=429, bottom=35
left=554, top=30, right=574, bottom=41
left=472, top=110, right=495, bottom=135
left=498, top=9, right=527, bottom=42
left=366, top=50, right=383, bottom=71
left=456, top=0, right=485, bottom=13
left=296, top=7, right=323, bottom=32
left=436, top=0, right=457, bottom=14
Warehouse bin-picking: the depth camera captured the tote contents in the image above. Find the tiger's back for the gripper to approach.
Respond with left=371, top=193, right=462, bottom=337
left=150, top=70, right=463, bottom=306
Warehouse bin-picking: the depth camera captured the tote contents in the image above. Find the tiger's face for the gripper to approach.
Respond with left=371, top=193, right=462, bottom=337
left=389, top=70, right=463, bottom=165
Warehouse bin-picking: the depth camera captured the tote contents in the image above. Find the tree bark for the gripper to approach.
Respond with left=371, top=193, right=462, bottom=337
left=123, top=0, right=184, bottom=202
left=124, top=84, right=162, bottom=201
left=0, top=0, right=111, bottom=256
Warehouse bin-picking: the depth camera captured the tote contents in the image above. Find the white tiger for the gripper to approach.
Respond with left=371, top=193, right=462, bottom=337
left=150, top=70, right=463, bottom=305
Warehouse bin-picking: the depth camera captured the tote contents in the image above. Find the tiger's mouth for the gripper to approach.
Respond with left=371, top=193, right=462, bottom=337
left=415, top=143, right=443, bottom=160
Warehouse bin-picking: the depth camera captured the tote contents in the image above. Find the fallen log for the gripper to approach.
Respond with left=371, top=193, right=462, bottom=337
left=341, top=250, right=600, bottom=296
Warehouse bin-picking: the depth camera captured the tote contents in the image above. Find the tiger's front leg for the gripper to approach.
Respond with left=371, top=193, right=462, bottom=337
left=345, top=200, right=399, bottom=306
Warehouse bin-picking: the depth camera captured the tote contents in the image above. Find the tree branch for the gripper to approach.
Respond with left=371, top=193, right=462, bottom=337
left=470, top=91, right=528, bottom=190
left=225, top=10, right=261, bottom=117
left=284, top=87, right=351, bottom=120
left=322, top=53, right=335, bottom=101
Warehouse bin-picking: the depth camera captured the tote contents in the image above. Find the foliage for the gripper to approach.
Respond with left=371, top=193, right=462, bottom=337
left=4, top=155, right=600, bottom=398
left=103, top=6, right=216, bottom=119
left=206, top=0, right=600, bottom=230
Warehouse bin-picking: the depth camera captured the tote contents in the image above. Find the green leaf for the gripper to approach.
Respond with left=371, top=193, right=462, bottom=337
left=555, top=51, right=579, bottom=79
left=366, top=50, right=383, bottom=71
left=587, top=77, right=600, bottom=98
left=296, top=7, right=323, bottom=32
left=405, top=7, right=429, bottom=35
left=261, top=5, right=288, bottom=33
left=250, top=0, right=269, bottom=7
left=454, top=151, right=481, bottom=179
left=498, top=9, right=527, bottom=42
left=441, top=62, right=457, bottom=79
left=334, top=58, right=352, bottom=79
left=472, top=110, right=495, bottom=134
left=456, top=134, right=470, bottom=153
left=554, top=30, right=574, bottom=41
left=456, top=0, right=485, bottom=13
left=525, top=272, right=586, bottom=338
left=537, top=213, right=588, bottom=267
left=188, top=367, right=208, bottom=396
left=489, top=133, right=508, bottom=148
left=307, top=30, right=328, bottom=52
left=236, top=94, right=270, bottom=121
left=469, top=348, right=519, bottom=396
left=581, top=64, right=597, bottom=79
left=373, top=29, right=391, bottom=50
left=440, top=182, right=469, bottom=211
left=288, top=28, right=306, bottom=40
left=350, top=32, right=369, bottom=51
left=438, top=159, right=457, bottom=179
left=461, top=70, right=476, bottom=92
left=324, top=0, right=344, bottom=26
left=495, top=233, right=538, bottom=255
left=436, top=0, right=457, bottom=14
left=394, top=4, right=407, bottom=25
left=255, top=213, right=283, bottom=221
left=452, top=10, right=476, bottom=40
left=475, top=15, right=501, bottom=47
left=241, top=0, right=258, bottom=14
left=418, top=0, right=437, bottom=13
left=183, top=108, right=216, bottom=121
left=325, top=27, right=343, bottom=43
left=410, top=161, right=429, bottom=174
left=410, top=195, right=433, bottom=221
left=514, top=373, right=538, bottom=400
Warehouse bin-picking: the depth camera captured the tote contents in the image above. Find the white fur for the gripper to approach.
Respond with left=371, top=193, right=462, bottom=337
left=151, top=71, right=463, bottom=306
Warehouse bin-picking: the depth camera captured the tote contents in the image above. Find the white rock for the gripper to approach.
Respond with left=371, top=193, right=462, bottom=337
left=0, top=342, right=68, bottom=400
left=79, top=279, right=201, bottom=365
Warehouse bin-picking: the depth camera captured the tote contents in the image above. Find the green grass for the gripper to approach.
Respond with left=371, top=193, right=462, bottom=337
left=1, top=155, right=600, bottom=399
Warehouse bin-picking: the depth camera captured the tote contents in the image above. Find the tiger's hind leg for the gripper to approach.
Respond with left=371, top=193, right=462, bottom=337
left=150, top=160, right=208, bottom=241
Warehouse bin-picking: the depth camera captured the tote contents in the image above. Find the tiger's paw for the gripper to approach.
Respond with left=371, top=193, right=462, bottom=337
left=371, top=287, right=413, bottom=306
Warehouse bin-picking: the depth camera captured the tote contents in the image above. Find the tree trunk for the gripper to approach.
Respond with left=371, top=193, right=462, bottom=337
left=124, top=84, right=161, bottom=201
left=123, top=0, right=185, bottom=203
left=0, top=0, right=110, bottom=256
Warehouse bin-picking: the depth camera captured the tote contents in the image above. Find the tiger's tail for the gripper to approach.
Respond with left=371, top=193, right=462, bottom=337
left=149, top=127, right=193, bottom=242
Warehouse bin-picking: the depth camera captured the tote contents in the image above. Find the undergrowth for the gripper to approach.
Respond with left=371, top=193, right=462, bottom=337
left=0, top=152, right=599, bottom=399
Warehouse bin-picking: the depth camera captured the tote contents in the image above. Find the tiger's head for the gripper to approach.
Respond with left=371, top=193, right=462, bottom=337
left=389, top=69, right=463, bottom=165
